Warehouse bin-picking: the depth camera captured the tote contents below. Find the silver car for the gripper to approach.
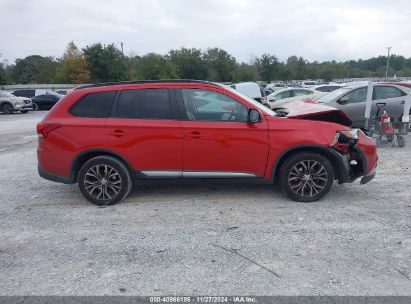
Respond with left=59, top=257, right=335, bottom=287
left=317, top=83, right=411, bottom=128
left=0, top=90, right=33, bottom=114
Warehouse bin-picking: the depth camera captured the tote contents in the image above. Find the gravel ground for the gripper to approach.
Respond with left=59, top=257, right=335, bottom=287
left=0, top=111, right=410, bottom=296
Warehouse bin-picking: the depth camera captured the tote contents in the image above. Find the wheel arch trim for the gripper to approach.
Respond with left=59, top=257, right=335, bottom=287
left=270, top=144, right=348, bottom=183
left=69, top=148, right=134, bottom=182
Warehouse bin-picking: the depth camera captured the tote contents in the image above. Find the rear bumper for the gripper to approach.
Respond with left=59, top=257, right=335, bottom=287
left=38, top=164, right=75, bottom=184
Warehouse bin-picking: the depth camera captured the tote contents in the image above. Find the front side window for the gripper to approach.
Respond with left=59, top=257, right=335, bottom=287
left=373, top=86, right=404, bottom=100
left=117, top=89, right=172, bottom=119
left=181, top=89, right=248, bottom=122
left=70, top=91, right=116, bottom=118
left=342, top=87, right=367, bottom=104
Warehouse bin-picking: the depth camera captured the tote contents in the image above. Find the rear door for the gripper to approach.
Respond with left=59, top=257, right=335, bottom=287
left=177, top=87, right=269, bottom=177
left=372, top=85, right=408, bottom=118
left=106, top=87, right=183, bottom=178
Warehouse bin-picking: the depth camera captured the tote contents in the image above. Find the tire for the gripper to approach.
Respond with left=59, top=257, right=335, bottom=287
left=78, top=156, right=133, bottom=206
left=1, top=103, right=13, bottom=115
left=21, top=110, right=28, bottom=114
left=279, top=152, right=335, bottom=202
left=32, top=103, right=39, bottom=111
left=397, top=135, right=405, bottom=148
left=386, top=134, right=394, bottom=142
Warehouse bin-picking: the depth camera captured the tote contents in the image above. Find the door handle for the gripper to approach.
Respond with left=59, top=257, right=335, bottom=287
left=187, top=131, right=203, bottom=139
left=401, top=100, right=405, bottom=104
left=108, top=129, right=126, bottom=138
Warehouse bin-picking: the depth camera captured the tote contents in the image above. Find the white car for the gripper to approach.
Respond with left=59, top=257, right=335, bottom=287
left=265, top=88, right=326, bottom=109
left=266, top=83, right=288, bottom=92
left=300, top=81, right=318, bottom=88
left=231, top=82, right=264, bottom=103
left=312, top=84, right=346, bottom=93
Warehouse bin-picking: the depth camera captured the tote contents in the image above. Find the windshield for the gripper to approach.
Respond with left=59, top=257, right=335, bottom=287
left=317, top=87, right=351, bottom=103
left=0, top=90, right=16, bottom=98
left=221, top=85, right=276, bottom=116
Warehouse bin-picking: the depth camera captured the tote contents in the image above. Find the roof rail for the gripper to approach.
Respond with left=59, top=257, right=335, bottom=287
left=74, top=79, right=215, bottom=90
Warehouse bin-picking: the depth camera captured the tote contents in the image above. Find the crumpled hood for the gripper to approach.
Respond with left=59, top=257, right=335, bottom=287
left=276, top=99, right=352, bottom=127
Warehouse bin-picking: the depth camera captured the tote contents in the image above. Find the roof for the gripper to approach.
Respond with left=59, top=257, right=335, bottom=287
left=74, top=79, right=215, bottom=90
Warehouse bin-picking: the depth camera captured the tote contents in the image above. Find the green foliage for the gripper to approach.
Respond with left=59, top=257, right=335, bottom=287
left=54, top=42, right=91, bottom=84
left=5, top=42, right=411, bottom=84
left=168, top=48, right=208, bottom=79
left=83, top=43, right=127, bottom=82
left=255, top=54, right=281, bottom=82
left=11, top=55, right=59, bottom=84
left=137, top=53, right=178, bottom=80
left=203, top=48, right=237, bottom=82
left=0, top=54, right=12, bottom=85
left=236, top=63, right=259, bottom=82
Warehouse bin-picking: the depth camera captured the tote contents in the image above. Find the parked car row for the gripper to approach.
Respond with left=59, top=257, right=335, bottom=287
left=0, top=89, right=64, bottom=114
left=230, top=81, right=410, bottom=131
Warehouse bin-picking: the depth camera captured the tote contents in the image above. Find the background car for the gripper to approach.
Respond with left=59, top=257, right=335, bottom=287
left=0, top=90, right=33, bottom=114
left=13, top=89, right=63, bottom=110
left=300, top=80, right=318, bottom=88
left=317, top=83, right=411, bottom=128
left=312, top=84, right=346, bottom=93
left=231, top=82, right=264, bottom=103
left=266, top=82, right=288, bottom=91
left=265, top=87, right=326, bottom=109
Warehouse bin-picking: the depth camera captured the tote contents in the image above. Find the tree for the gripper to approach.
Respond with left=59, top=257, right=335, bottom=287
left=0, top=54, right=11, bottom=85
left=168, top=48, right=208, bottom=79
left=255, top=54, right=281, bottom=82
left=12, top=55, right=58, bottom=84
left=83, top=43, right=127, bottom=82
left=54, top=42, right=91, bottom=84
left=236, top=63, right=259, bottom=82
left=203, top=48, right=237, bottom=82
left=125, top=54, right=142, bottom=79
left=137, top=53, right=178, bottom=80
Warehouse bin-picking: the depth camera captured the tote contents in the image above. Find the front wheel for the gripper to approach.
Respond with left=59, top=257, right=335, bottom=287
left=78, top=156, right=133, bottom=206
left=1, top=103, right=13, bottom=114
left=279, top=153, right=335, bottom=202
left=32, top=103, right=39, bottom=111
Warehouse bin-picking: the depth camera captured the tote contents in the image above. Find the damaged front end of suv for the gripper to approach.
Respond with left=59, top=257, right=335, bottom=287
left=282, top=100, right=378, bottom=185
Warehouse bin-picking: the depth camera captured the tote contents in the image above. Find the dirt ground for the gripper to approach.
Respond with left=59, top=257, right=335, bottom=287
left=0, top=111, right=410, bottom=295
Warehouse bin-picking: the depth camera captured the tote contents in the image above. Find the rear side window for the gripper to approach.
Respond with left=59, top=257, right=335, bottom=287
left=117, top=89, right=172, bottom=119
left=14, top=90, right=34, bottom=97
left=373, top=86, right=405, bottom=100
left=70, top=91, right=116, bottom=118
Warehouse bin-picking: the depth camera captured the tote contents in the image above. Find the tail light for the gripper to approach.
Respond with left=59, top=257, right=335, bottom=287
left=36, top=123, right=61, bottom=138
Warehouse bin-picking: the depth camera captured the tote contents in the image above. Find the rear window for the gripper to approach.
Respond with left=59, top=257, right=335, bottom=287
left=116, top=89, right=172, bottom=119
left=69, top=91, right=116, bottom=118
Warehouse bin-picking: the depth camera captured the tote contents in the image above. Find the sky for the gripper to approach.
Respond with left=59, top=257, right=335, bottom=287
left=1, top=0, right=411, bottom=64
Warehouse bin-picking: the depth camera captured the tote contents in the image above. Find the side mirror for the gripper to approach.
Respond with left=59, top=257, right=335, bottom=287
left=337, top=97, right=349, bottom=104
left=248, top=109, right=260, bottom=123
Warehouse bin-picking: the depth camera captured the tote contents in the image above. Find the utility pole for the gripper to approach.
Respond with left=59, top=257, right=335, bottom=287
left=385, top=46, right=392, bottom=79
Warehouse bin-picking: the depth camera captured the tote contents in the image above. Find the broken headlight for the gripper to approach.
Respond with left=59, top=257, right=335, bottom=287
left=330, top=129, right=359, bottom=146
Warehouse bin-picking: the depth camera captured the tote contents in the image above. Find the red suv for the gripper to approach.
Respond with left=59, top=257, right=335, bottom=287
left=37, top=80, right=378, bottom=205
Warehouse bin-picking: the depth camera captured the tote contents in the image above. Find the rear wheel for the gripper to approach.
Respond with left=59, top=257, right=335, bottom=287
left=32, top=103, right=39, bottom=111
left=279, top=152, right=334, bottom=202
left=397, top=135, right=405, bottom=147
left=78, top=156, right=133, bottom=206
left=1, top=103, right=13, bottom=114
